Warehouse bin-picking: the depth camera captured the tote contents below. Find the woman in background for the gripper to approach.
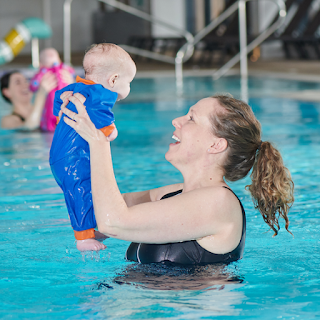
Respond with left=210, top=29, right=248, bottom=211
left=0, top=69, right=72, bottom=130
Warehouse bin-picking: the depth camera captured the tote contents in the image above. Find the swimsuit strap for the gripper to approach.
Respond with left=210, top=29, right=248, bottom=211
left=222, top=186, right=246, bottom=213
left=160, top=189, right=182, bottom=199
left=12, top=111, right=26, bottom=122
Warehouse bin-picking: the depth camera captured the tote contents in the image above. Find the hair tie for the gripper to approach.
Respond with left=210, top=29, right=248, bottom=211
left=257, top=140, right=263, bottom=151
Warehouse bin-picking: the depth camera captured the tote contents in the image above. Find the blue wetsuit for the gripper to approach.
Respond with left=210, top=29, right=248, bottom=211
left=49, top=77, right=118, bottom=239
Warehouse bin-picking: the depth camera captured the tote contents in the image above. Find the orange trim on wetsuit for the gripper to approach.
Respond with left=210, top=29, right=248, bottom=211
left=74, top=228, right=95, bottom=240
left=100, top=123, right=116, bottom=136
left=75, top=76, right=116, bottom=137
left=76, top=76, right=96, bottom=85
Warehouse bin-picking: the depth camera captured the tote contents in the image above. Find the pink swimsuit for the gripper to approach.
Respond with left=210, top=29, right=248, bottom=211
left=30, top=63, right=75, bottom=131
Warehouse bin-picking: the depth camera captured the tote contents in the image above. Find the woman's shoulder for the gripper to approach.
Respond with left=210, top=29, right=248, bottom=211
left=153, top=184, right=239, bottom=211
left=1, top=113, right=24, bottom=129
left=186, top=185, right=239, bottom=208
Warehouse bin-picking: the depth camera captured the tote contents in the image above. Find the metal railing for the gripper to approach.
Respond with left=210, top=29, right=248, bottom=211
left=63, top=0, right=287, bottom=95
left=63, top=0, right=194, bottom=89
left=210, top=0, right=287, bottom=80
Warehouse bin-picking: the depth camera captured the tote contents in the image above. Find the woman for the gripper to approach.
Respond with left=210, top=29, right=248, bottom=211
left=0, top=69, right=72, bottom=130
left=59, top=93, right=294, bottom=265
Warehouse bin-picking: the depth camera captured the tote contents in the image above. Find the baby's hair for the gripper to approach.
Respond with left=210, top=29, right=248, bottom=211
left=83, top=43, right=133, bottom=78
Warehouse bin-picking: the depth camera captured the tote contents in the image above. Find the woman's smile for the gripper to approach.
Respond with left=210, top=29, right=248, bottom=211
left=171, top=134, right=180, bottom=145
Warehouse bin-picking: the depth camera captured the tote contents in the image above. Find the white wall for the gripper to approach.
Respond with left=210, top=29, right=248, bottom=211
left=150, top=0, right=185, bottom=38
left=257, top=0, right=286, bottom=59
left=0, top=0, right=99, bottom=54
left=0, top=0, right=287, bottom=60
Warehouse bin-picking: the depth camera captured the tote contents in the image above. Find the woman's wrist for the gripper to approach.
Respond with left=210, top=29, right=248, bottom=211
left=89, top=130, right=109, bottom=147
left=37, top=86, right=47, bottom=95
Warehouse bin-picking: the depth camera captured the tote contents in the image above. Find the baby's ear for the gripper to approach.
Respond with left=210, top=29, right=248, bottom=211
left=108, top=74, right=119, bottom=88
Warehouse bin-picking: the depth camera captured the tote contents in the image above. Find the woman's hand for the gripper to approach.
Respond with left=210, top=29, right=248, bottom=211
left=58, top=92, right=86, bottom=119
left=59, top=69, right=74, bottom=85
left=61, top=94, right=105, bottom=144
left=60, top=91, right=86, bottom=104
left=39, top=71, right=58, bottom=93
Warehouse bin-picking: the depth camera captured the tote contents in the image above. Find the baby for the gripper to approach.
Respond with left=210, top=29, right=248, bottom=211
left=30, top=48, right=74, bottom=131
left=49, top=43, right=136, bottom=252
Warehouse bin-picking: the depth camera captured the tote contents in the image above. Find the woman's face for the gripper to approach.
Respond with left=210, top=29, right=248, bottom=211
left=3, top=73, right=32, bottom=105
left=165, top=97, right=221, bottom=167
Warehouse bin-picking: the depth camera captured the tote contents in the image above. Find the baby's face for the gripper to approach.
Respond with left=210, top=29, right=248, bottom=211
left=113, top=62, right=136, bottom=101
left=40, top=50, right=61, bottom=68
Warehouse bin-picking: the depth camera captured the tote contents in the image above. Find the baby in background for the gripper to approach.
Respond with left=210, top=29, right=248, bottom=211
left=30, top=48, right=74, bottom=131
left=50, top=43, right=136, bottom=252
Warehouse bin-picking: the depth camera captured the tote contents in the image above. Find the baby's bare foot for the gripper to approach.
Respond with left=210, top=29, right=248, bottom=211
left=77, top=238, right=107, bottom=252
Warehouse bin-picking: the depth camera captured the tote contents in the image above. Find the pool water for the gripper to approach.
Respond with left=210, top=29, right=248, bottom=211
left=0, top=75, right=320, bottom=319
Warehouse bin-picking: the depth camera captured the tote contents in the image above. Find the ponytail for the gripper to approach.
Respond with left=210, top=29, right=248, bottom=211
left=212, top=95, right=294, bottom=236
left=246, top=141, right=294, bottom=236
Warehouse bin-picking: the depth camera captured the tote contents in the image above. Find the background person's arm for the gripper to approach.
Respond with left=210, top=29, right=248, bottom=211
left=24, top=72, right=57, bottom=130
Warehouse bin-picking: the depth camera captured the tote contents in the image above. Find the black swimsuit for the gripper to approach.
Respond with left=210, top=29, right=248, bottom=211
left=126, top=187, right=246, bottom=265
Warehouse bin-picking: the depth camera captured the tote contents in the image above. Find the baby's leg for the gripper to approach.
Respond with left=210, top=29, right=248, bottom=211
left=76, top=238, right=106, bottom=252
left=57, top=155, right=106, bottom=252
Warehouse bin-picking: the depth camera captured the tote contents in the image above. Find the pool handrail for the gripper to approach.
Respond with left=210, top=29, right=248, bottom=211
left=63, top=0, right=195, bottom=89
left=210, top=0, right=287, bottom=80
left=63, top=0, right=287, bottom=86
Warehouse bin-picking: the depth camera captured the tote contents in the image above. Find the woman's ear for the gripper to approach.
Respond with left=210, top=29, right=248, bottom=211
left=207, top=138, right=228, bottom=154
left=1, top=88, right=10, bottom=100
left=108, top=74, right=119, bottom=88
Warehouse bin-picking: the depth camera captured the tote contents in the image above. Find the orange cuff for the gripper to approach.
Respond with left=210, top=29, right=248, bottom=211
left=56, top=116, right=60, bottom=125
left=100, top=123, right=116, bottom=137
left=74, top=228, right=95, bottom=240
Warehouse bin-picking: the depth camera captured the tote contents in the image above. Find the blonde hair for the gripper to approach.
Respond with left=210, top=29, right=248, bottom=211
left=83, top=43, right=133, bottom=78
left=211, top=95, right=294, bottom=236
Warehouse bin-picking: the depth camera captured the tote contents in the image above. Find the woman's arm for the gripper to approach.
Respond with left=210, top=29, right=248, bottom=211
left=122, top=183, right=183, bottom=207
left=24, top=72, right=57, bottom=130
left=61, top=96, right=239, bottom=245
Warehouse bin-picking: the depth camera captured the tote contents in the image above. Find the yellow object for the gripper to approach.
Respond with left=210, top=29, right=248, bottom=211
left=4, top=29, right=25, bottom=56
left=0, top=17, right=51, bottom=65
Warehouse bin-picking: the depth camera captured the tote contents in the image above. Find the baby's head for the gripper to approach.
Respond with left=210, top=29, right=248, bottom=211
left=40, top=48, right=61, bottom=68
left=83, top=43, right=136, bottom=100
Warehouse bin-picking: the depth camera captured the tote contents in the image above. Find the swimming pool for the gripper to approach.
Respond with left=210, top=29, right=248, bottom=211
left=0, top=74, right=320, bottom=319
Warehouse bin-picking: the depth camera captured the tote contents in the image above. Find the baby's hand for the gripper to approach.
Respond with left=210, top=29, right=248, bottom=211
left=107, top=127, right=118, bottom=142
